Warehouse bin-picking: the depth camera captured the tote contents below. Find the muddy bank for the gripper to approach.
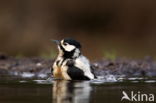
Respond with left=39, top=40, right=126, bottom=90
left=0, top=54, right=53, bottom=79
left=94, top=57, right=156, bottom=77
left=0, top=54, right=156, bottom=79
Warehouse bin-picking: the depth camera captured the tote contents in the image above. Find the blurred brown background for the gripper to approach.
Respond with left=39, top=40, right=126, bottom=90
left=0, top=0, right=156, bottom=60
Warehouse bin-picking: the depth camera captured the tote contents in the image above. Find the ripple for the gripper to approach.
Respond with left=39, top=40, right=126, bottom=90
left=21, top=72, right=35, bottom=78
left=33, top=80, right=52, bottom=84
left=144, top=80, right=156, bottom=83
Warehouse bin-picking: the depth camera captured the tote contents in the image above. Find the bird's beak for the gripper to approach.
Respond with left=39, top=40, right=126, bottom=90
left=52, top=40, right=60, bottom=45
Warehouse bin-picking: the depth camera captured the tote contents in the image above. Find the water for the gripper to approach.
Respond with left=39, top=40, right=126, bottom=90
left=0, top=76, right=156, bottom=103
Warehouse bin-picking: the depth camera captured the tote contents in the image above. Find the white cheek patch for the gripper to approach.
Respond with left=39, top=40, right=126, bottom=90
left=64, top=45, right=75, bottom=52
left=60, top=40, right=76, bottom=52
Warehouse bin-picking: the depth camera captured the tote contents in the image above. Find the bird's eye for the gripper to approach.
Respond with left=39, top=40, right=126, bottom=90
left=63, top=43, right=68, bottom=46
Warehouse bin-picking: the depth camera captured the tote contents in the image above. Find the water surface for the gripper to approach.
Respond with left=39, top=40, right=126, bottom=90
left=0, top=76, right=156, bottom=103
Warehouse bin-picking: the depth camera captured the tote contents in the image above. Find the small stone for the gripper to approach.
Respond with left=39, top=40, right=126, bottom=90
left=36, top=63, right=42, bottom=66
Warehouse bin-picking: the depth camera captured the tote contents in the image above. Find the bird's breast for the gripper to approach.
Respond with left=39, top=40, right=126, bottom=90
left=53, top=64, right=71, bottom=80
left=53, top=66, right=63, bottom=79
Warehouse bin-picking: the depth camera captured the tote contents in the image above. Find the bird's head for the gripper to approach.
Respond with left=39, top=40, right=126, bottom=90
left=53, top=38, right=82, bottom=59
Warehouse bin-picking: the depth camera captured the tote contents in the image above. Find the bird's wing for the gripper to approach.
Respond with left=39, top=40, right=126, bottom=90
left=67, top=65, right=90, bottom=80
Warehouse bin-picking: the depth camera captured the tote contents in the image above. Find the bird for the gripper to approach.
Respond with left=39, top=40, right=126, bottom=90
left=51, top=38, right=96, bottom=80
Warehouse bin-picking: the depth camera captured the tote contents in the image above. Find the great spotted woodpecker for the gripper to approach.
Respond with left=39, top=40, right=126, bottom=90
left=52, top=38, right=96, bottom=80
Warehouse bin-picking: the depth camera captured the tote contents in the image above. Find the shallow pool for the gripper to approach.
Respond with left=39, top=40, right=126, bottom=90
left=0, top=76, right=156, bottom=103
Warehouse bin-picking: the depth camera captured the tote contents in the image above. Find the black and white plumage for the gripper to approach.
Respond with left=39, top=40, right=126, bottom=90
left=52, top=38, right=96, bottom=80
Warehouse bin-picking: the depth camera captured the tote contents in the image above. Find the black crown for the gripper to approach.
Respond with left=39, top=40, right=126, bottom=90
left=63, top=38, right=82, bottom=49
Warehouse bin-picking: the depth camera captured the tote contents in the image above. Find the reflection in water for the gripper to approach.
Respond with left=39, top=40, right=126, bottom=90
left=1, top=78, right=156, bottom=103
left=52, top=80, right=91, bottom=103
